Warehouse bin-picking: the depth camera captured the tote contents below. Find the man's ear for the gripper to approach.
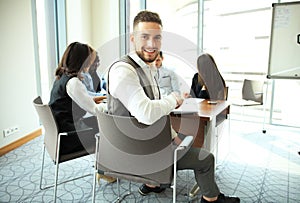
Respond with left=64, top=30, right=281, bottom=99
left=130, top=33, right=134, bottom=43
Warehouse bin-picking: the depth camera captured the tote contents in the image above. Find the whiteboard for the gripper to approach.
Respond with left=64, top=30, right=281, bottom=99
left=267, top=1, right=300, bottom=79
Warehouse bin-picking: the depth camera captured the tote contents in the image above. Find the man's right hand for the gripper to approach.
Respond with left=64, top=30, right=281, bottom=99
left=171, top=92, right=183, bottom=108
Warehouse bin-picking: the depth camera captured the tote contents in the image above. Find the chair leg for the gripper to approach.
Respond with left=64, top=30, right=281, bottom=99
left=53, top=135, right=62, bottom=203
left=186, top=170, right=189, bottom=199
left=189, top=184, right=200, bottom=198
left=114, top=178, right=121, bottom=202
left=92, top=133, right=100, bottom=203
left=40, top=146, right=46, bottom=190
left=115, top=179, right=134, bottom=202
left=172, top=147, right=179, bottom=203
left=53, top=159, right=59, bottom=203
left=128, top=181, right=131, bottom=195
left=92, top=169, right=97, bottom=203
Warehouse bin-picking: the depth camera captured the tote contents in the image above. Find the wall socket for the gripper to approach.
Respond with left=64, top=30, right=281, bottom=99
left=3, top=126, right=19, bottom=137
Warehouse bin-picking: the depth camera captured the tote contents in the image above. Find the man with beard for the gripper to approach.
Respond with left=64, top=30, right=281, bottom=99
left=107, top=10, right=240, bottom=203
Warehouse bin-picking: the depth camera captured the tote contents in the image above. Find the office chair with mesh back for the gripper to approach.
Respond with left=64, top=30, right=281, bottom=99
left=92, top=112, right=193, bottom=203
left=33, top=96, right=96, bottom=203
left=231, top=79, right=266, bottom=133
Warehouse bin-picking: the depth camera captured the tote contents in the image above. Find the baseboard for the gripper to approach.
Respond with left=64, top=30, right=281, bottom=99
left=0, top=128, right=42, bottom=156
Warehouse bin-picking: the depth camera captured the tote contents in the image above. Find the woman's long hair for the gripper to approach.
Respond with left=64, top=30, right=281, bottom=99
left=55, top=42, right=96, bottom=80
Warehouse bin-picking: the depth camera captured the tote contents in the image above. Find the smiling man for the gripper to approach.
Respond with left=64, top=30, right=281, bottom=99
left=108, top=11, right=179, bottom=125
left=107, top=10, right=240, bottom=203
left=132, top=20, right=162, bottom=63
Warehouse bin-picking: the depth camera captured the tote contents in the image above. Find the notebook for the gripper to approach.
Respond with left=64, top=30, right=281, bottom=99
left=171, top=98, right=204, bottom=114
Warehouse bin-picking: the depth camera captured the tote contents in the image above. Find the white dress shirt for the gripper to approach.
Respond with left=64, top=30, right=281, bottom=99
left=108, top=53, right=177, bottom=125
left=66, top=77, right=107, bottom=115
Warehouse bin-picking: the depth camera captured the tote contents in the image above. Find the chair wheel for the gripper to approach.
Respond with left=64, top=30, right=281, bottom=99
left=262, top=129, right=266, bottom=134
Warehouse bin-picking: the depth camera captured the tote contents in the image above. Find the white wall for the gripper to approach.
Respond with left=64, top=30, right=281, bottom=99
left=91, top=0, right=120, bottom=75
left=0, top=0, right=39, bottom=148
left=66, top=0, right=120, bottom=75
left=66, top=0, right=119, bottom=49
left=91, top=0, right=119, bottom=49
left=66, top=0, right=92, bottom=45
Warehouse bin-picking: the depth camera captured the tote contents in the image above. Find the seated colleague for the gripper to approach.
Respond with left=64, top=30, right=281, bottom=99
left=50, top=42, right=114, bottom=183
left=50, top=42, right=106, bottom=154
left=190, top=72, right=209, bottom=99
left=108, top=10, right=239, bottom=203
left=82, top=53, right=106, bottom=97
left=154, top=51, right=180, bottom=96
left=190, top=53, right=226, bottom=100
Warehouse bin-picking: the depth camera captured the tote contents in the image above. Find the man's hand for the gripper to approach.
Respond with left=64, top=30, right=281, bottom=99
left=182, top=92, right=191, bottom=98
left=172, top=92, right=183, bottom=108
left=93, top=96, right=107, bottom=104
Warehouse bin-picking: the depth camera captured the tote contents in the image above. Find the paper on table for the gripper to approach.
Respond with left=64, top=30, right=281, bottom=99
left=172, top=98, right=204, bottom=114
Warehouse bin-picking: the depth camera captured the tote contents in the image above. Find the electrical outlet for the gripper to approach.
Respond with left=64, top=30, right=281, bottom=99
left=3, top=129, right=10, bottom=137
left=3, top=126, right=19, bottom=137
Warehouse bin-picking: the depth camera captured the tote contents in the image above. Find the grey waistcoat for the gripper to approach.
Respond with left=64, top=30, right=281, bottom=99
left=107, top=55, right=160, bottom=117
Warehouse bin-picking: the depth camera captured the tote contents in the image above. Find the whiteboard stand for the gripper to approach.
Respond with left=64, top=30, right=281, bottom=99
left=262, top=79, right=270, bottom=134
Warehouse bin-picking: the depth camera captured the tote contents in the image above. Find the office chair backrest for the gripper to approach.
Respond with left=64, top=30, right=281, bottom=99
left=96, top=112, right=173, bottom=186
left=33, top=96, right=58, bottom=161
left=197, top=53, right=227, bottom=100
left=242, top=79, right=264, bottom=104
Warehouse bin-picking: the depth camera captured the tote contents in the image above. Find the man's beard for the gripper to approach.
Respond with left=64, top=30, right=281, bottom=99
left=136, top=51, right=158, bottom=63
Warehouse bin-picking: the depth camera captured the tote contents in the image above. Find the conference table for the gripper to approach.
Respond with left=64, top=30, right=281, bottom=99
left=170, top=99, right=230, bottom=156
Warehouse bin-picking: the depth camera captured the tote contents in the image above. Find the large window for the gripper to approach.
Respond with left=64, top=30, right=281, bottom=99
left=147, top=0, right=199, bottom=92
left=147, top=0, right=300, bottom=127
left=34, top=0, right=300, bottom=127
left=203, top=0, right=274, bottom=124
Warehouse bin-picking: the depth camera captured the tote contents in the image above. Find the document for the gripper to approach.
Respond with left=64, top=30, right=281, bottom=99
left=172, top=98, right=204, bottom=114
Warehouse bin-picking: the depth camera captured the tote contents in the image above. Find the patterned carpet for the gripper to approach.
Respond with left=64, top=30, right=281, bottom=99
left=0, top=119, right=299, bottom=203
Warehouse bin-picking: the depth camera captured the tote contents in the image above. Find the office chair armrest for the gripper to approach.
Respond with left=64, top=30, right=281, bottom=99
left=95, top=133, right=100, bottom=138
left=176, top=136, right=193, bottom=151
left=58, top=127, right=94, bottom=137
left=172, top=135, right=193, bottom=202
left=173, top=136, right=193, bottom=167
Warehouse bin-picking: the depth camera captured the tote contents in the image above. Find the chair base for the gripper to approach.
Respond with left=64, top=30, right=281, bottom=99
left=40, top=173, right=92, bottom=190
left=113, top=191, right=132, bottom=203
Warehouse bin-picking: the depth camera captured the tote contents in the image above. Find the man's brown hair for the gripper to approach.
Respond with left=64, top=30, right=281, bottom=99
left=133, top=10, right=162, bottom=29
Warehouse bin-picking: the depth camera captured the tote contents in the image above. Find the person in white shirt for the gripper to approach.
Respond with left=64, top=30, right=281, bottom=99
left=108, top=11, right=240, bottom=203
left=154, top=51, right=181, bottom=96
left=49, top=42, right=114, bottom=183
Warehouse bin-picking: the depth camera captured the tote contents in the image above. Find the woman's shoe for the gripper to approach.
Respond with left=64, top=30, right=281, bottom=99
left=96, top=173, right=117, bottom=185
